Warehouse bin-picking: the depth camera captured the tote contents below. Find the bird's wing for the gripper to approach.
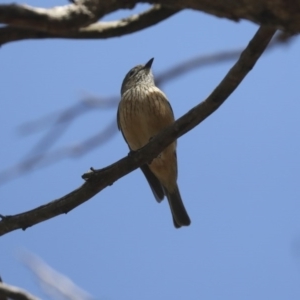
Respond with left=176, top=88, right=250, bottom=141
left=116, top=102, right=122, bottom=131
left=140, top=164, right=165, bottom=202
left=117, top=101, right=165, bottom=202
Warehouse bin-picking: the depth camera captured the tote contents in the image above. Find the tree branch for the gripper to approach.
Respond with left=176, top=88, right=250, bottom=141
left=0, top=0, right=299, bottom=46
left=0, top=1, right=105, bottom=33
left=0, top=31, right=291, bottom=185
left=22, top=253, right=91, bottom=300
left=0, top=282, right=39, bottom=300
left=0, top=278, right=7, bottom=300
left=0, top=5, right=178, bottom=46
left=0, top=0, right=141, bottom=34
left=155, top=0, right=300, bottom=32
left=0, top=120, right=118, bottom=185
left=0, top=26, right=276, bottom=236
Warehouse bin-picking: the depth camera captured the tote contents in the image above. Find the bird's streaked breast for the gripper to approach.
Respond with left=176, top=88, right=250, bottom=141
left=118, top=85, right=175, bottom=150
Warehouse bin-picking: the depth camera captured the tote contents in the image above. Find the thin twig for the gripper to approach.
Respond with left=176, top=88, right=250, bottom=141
left=156, top=31, right=294, bottom=85
left=22, top=253, right=91, bottom=300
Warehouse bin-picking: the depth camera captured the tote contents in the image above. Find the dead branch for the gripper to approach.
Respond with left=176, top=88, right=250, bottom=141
left=0, top=30, right=293, bottom=186
left=156, top=31, right=295, bottom=85
left=0, top=25, right=276, bottom=236
left=0, top=282, right=39, bottom=300
left=0, top=1, right=103, bottom=33
left=0, top=0, right=299, bottom=46
left=22, top=253, right=91, bottom=300
left=0, top=5, right=178, bottom=45
left=157, top=0, right=300, bottom=32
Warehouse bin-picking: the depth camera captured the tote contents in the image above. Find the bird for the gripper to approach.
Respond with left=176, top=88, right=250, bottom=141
left=117, top=58, right=191, bottom=228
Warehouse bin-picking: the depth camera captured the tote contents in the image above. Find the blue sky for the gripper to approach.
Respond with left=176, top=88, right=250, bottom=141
left=1, top=1, right=300, bottom=299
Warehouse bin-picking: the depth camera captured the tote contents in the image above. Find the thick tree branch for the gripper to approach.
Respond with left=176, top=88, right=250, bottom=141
left=0, top=26, right=276, bottom=236
left=0, top=282, right=39, bottom=300
left=0, top=32, right=292, bottom=185
left=154, top=0, right=300, bottom=32
left=0, top=278, right=7, bottom=300
left=0, top=0, right=146, bottom=34
left=0, top=0, right=299, bottom=45
left=0, top=1, right=105, bottom=33
left=0, top=5, right=178, bottom=45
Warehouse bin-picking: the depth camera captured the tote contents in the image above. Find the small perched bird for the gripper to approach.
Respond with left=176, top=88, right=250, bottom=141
left=117, top=58, right=191, bottom=228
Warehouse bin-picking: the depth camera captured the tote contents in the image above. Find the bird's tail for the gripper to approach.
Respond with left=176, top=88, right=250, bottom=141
left=164, top=185, right=191, bottom=228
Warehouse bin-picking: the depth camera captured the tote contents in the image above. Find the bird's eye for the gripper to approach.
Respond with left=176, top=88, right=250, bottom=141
left=128, top=70, right=135, bottom=77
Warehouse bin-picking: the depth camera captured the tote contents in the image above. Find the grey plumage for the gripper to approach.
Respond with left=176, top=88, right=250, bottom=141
left=117, top=58, right=191, bottom=228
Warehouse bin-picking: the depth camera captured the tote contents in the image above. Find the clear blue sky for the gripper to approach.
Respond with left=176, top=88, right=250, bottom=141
left=1, top=1, right=300, bottom=299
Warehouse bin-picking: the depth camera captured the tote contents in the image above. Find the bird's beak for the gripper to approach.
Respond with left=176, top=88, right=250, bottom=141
left=144, top=57, right=154, bottom=70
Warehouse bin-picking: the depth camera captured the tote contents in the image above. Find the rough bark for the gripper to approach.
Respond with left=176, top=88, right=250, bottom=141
left=0, top=0, right=299, bottom=45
